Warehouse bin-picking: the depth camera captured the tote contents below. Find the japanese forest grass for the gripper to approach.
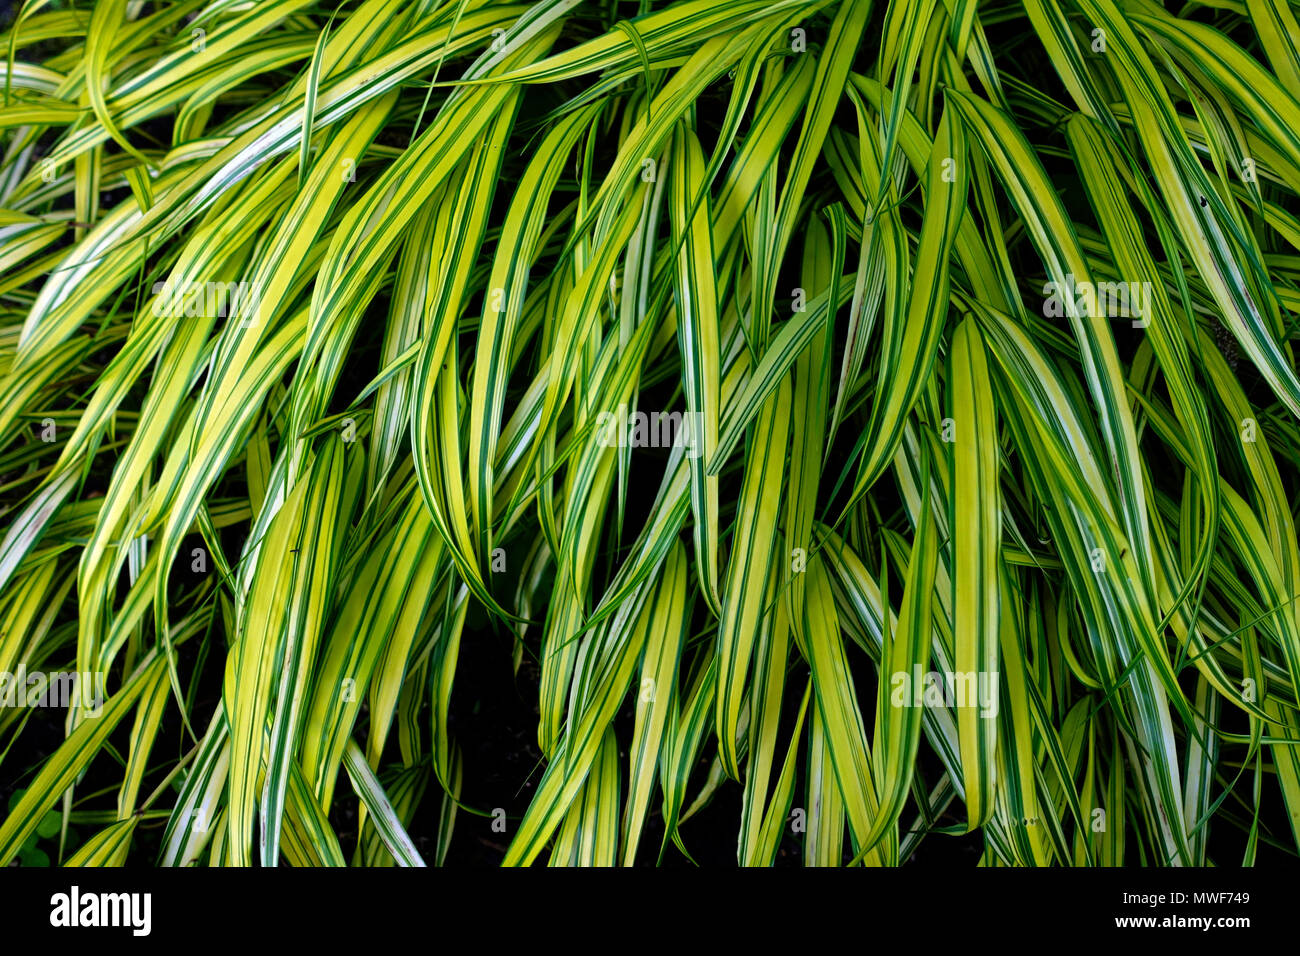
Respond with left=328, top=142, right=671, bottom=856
left=2, top=0, right=1300, bottom=867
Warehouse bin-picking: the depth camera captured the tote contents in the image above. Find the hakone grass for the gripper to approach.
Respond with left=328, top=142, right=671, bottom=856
left=2, top=0, right=1300, bottom=867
